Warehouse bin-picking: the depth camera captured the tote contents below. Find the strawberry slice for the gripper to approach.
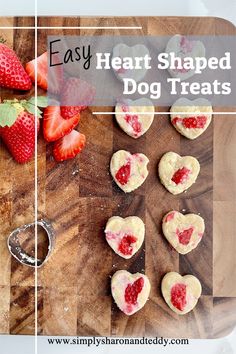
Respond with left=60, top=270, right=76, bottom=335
left=0, top=42, right=32, bottom=90
left=60, top=105, right=86, bottom=120
left=60, top=77, right=95, bottom=119
left=25, top=51, right=63, bottom=93
left=53, top=130, right=86, bottom=162
left=26, top=52, right=48, bottom=91
left=43, top=106, right=80, bottom=142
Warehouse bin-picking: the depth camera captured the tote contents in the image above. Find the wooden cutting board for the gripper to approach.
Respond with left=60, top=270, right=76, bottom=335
left=0, top=16, right=236, bottom=338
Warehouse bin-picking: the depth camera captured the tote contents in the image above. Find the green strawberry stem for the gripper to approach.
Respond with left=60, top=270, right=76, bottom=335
left=0, top=96, right=48, bottom=127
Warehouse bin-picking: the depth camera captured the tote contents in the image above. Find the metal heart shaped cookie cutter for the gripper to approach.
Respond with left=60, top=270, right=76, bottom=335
left=7, top=219, right=55, bottom=268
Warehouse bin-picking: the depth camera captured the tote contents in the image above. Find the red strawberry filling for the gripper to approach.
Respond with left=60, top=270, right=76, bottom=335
left=125, top=114, right=142, bottom=135
left=171, top=167, right=190, bottom=185
left=116, top=67, right=126, bottom=74
left=121, top=106, right=142, bottom=136
left=172, top=117, right=181, bottom=125
left=171, top=283, right=187, bottom=311
left=164, top=211, right=176, bottom=223
left=116, top=58, right=127, bottom=74
left=176, top=227, right=194, bottom=245
left=172, top=116, right=207, bottom=129
left=180, top=36, right=194, bottom=54
left=115, top=160, right=131, bottom=185
left=173, top=58, right=190, bottom=73
left=118, top=234, right=137, bottom=255
left=125, top=277, right=144, bottom=305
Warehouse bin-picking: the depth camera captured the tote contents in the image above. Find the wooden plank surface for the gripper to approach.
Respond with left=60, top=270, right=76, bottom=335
left=0, top=16, right=235, bottom=338
left=0, top=18, right=36, bottom=335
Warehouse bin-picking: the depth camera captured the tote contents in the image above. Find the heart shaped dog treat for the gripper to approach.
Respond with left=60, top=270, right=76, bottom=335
left=162, top=211, right=205, bottom=254
left=105, top=216, right=145, bottom=259
left=115, top=98, right=155, bottom=139
left=112, top=43, right=149, bottom=82
left=158, top=152, right=200, bottom=195
left=110, top=150, right=149, bottom=193
left=111, top=270, right=151, bottom=315
left=161, top=272, right=202, bottom=315
left=166, top=35, right=205, bottom=80
left=170, top=98, right=212, bottom=140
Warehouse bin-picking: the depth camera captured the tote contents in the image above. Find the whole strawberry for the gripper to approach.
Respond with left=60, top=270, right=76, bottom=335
left=0, top=41, right=32, bottom=90
left=0, top=97, right=47, bottom=163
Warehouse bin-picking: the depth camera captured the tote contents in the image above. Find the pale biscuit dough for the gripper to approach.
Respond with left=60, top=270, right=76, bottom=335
left=110, top=150, right=149, bottom=193
left=166, top=34, right=206, bottom=81
left=161, top=272, right=202, bottom=315
left=115, top=98, right=155, bottom=139
left=170, top=98, right=212, bottom=140
left=158, top=152, right=200, bottom=195
left=111, top=270, right=151, bottom=315
left=105, top=216, right=145, bottom=259
left=112, top=43, right=150, bottom=83
left=162, top=211, right=205, bottom=254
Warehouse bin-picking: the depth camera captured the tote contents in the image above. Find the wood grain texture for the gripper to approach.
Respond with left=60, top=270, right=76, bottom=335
left=213, top=201, right=236, bottom=297
left=0, top=16, right=235, bottom=338
left=180, top=122, right=213, bottom=296
left=213, top=298, right=236, bottom=338
left=0, top=23, right=36, bottom=335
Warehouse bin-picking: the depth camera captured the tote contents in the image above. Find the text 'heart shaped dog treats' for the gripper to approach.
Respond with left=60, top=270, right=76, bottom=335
left=166, top=34, right=205, bottom=80
left=170, top=98, right=212, bottom=140
left=158, top=152, right=200, bottom=195
left=115, top=98, right=155, bottom=139
left=161, top=272, right=202, bottom=315
left=111, top=270, right=151, bottom=315
left=162, top=211, right=205, bottom=254
left=110, top=150, right=149, bottom=193
left=105, top=216, right=145, bottom=259
left=112, top=43, right=150, bottom=82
